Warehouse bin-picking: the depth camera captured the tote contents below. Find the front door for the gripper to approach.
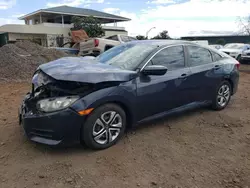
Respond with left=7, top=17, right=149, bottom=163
left=135, top=45, right=193, bottom=121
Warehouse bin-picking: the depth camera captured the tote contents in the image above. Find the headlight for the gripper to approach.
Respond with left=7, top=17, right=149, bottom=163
left=37, top=96, right=79, bottom=112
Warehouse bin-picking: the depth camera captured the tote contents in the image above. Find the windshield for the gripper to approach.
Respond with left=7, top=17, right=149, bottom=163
left=95, top=43, right=156, bottom=70
left=224, top=43, right=245, bottom=49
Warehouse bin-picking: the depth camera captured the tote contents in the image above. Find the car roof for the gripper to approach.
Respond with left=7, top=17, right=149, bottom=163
left=225, top=43, right=245, bottom=45
left=127, top=39, right=199, bottom=46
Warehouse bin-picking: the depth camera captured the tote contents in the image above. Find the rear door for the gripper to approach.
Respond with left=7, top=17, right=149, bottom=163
left=185, top=45, right=224, bottom=101
left=135, top=45, right=193, bottom=120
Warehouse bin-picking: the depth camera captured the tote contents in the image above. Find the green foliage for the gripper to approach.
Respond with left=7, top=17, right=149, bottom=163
left=71, top=16, right=105, bottom=38
left=216, top=38, right=226, bottom=45
left=152, top=30, right=171, bottom=39
left=136, top=35, right=147, bottom=40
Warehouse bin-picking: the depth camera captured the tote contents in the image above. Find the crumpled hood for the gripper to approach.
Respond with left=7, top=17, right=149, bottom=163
left=37, top=57, right=137, bottom=84
left=220, top=48, right=242, bottom=53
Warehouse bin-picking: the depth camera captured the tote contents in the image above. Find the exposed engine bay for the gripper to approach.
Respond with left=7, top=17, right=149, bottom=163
left=24, top=70, right=121, bottom=113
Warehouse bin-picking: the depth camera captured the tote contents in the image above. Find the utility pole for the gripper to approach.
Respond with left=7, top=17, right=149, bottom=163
left=146, top=27, right=156, bottom=39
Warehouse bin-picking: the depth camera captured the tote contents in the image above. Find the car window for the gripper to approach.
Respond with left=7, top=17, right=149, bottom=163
left=187, top=46, right=213, bottom=66
left=121, top=36, right=130, bottom=42
left=96, top=43, right=157, bottom=70
left=106, top=35, right=119, bottom=41
left=211, top=51, right=223, bottom=62
left=150, top=46, right=185, bottom=71
left=224, top=43, right=245, bottom=49
left=245, top=45, right=250, bottom=50
left=128, top=37, right=137, bottom=41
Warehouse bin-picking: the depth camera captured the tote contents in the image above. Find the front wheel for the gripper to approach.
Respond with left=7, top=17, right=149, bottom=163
left=212, top=81, right=232, bottom=110
left=82, top=104, right=126, bottom=150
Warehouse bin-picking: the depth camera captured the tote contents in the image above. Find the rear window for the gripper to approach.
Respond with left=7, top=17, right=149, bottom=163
left=211, top=51, right=223, bottom=62
left=106, top=35, right=119, bottom=41
left=187, top=46, right=213, bottom=66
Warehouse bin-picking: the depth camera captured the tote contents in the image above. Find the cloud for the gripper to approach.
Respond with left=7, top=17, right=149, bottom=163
left=103, top=0, right=250, bottom=38
left=84, top=4, right=90, bottom=7
left=46, top=0, right=104, bottom=7
left=11, top=13, right=25, bottom=18
left=142, top=0, right=250, bottom=18
left=0, top=17, right=23, bottom=25
left=103, top=8, right=120, bottom=14
left=0, top=0, right=16, bottom=9
left=147, top=0, right=175, bottom=4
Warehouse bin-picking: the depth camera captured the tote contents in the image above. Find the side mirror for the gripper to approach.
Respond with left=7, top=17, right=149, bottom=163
left=142, top=65, right=168, bottom=76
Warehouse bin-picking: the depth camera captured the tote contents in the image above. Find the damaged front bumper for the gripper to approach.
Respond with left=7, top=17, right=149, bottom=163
left=19, top=93, right=86, bottom=146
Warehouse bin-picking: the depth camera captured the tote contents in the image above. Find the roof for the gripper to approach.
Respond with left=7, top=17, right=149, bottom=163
left=181, top=35, right=250, bottom=38
left=19, top=6, right=130, bottom=22
left=129, top=39, right=194, bottom=46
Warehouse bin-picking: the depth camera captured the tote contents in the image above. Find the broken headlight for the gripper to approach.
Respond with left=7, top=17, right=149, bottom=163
left=37, top=96, right=79, bottom=112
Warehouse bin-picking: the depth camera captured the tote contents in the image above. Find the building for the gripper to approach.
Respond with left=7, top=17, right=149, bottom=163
left=0, top=6, right=130, bottom=47
left=181, top=35, right=250, bottom=45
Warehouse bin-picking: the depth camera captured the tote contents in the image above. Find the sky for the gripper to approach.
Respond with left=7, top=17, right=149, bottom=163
left=0, top=0, right=249, bottom=38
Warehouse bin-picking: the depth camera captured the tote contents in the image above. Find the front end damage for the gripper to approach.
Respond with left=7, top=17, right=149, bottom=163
left=23, top=70, right=121, bottom=114
left=19, top=70, right=121, bottom=146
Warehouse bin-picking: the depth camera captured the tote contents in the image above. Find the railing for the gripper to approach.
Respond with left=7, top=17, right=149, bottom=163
left=37, top=23, right=73, bottom=28
left=37, top=23, right=125, bottom=30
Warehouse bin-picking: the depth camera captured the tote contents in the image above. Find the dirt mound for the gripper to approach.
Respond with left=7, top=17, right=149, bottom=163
left=0, top=41, right=71, bottom=82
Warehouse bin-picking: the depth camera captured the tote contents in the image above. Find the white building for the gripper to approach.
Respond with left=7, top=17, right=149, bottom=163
left=0, top=6, right=130, bottom=47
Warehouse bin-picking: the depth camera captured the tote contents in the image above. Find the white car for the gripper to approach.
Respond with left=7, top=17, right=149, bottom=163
left=209, top=45, right=223, bottom=50
left=79, top=34, right=137, bottom=56
left=240, top=49, right=250, bottom=64
left=220, top=43, right=250, bottom=60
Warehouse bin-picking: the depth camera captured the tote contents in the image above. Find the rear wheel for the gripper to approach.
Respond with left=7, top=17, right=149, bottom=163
left=82, top=104, right=126, bottom=150
left=212, top=81, right=232, bottom=110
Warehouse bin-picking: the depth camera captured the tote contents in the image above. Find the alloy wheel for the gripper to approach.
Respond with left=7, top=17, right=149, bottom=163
left=217, top=84, right=230, bottom=107
left=92, top=111, right=123, bottom=145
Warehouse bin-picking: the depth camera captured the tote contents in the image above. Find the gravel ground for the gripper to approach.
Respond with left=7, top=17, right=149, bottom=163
left=0, top=71, right=250, bottom=188
left=0, top=41, right=70, bottom=82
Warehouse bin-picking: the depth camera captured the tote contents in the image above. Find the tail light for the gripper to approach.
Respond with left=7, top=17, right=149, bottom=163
left=235, top=61, right=240, bottom=70
left=94, top=39, right=99, bottom=47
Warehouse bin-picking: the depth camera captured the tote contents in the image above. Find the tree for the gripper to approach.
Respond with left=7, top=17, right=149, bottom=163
left=215, top=38, right=226, bottom=45
left=152, top=30, right=171, bottom=39
left=237, top=16, right=250, bottom=35
left=136, top=35, right=147, bottom=40
left=71, top=16, right=105, bottom=38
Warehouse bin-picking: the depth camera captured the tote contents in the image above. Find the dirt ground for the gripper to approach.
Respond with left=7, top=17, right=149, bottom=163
left=1, top=67, right=250, bottom=188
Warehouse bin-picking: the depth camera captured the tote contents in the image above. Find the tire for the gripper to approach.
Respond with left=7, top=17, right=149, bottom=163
left=82, top=103, right=126, bottom=150
left=212, top=81, right=232, bottom=110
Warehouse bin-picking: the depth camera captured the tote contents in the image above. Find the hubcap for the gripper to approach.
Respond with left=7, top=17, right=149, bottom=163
left=92, top=111, right=122, bottom=145
left=217, top=84, right=230, bottom=107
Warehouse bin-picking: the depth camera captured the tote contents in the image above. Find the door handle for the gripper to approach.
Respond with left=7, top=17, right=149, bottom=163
left=213, top=65, right=221, bottom=70
left=178, top=73, right=188, bottom=79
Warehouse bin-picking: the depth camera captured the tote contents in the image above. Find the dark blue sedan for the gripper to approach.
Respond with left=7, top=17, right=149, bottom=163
left=19, top=40, right=240, bottom=149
